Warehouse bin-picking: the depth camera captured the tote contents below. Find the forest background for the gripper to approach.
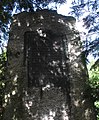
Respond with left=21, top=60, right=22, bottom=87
left=0, top=0, right=99, bottom=119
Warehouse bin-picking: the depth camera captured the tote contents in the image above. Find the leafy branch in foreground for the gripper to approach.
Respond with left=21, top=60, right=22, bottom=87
left=88, top=60, right=99, bottom=119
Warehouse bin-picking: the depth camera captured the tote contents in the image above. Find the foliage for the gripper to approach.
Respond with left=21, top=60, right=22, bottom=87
left=88, top=60, right=99, bottom=119
left=0, top=51, right=7, bottom=119
left=70, top=0, right=99, bottom=58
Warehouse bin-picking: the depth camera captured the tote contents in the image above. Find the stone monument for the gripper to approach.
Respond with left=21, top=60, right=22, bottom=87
left=3, top=10, right=96, bottom=120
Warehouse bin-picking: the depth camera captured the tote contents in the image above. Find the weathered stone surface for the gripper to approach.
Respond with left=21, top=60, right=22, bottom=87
left=3, top=10, right=96, bottom=120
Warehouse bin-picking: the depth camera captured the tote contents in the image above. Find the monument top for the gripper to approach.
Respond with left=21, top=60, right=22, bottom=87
left=10, top=10, right=76, bottom=36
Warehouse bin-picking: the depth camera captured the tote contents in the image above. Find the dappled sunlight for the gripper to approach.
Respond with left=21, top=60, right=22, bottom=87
left=26, top=21, right=30, bottom=27
left=23, top=30, right=71, bottom=90
left=13, top=74, right=18, bottom=84
left=85, top=108, right=93, bottom=119
left=73, top=62, right=79, bottom=68
left=74, top=51, right=81, bottom=56
left=13, top=19, right=17, bottom=23
left=42, top=84, right=51, bottom=91
left=23, top=92, right=70, bottom=119
left=4, top=94, right=10, bottom=104
left=58, top=18, right=65, bottom=24
left=25, top=100, right=33, bottom=109
left=10, top=70, right=13, bottom=74
left=12, top=115, right=18, bottom=120
left=12, top=90, right=16, bottom=95
left=3, top=10, right=93, bottom=120
left=37, top=29, right=46, bottom=37
left=18, top=21, right=21, bottom=26
left=74, top=99, right=80, bottom=107
left=68, top=43, right=73, bottom=53
left=68, top=23, right=74, bottom=30
left=3, top=74, right=19, bottom=109
left=41, top=110, right=56, bottom=120
left=40, top=15, right=44, bottom=20
left=82, top=99, right=86, bottom=104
